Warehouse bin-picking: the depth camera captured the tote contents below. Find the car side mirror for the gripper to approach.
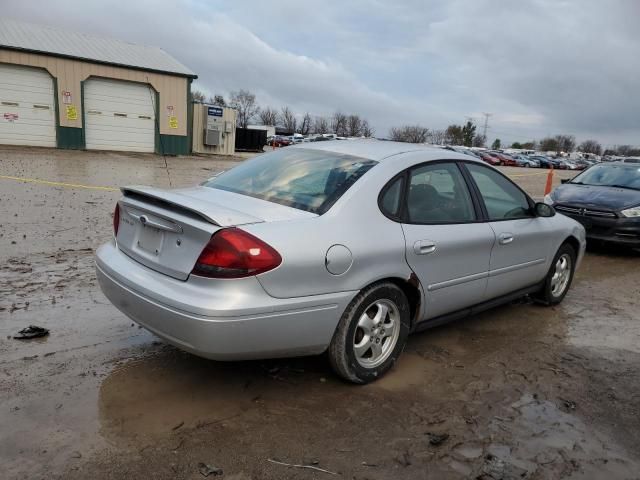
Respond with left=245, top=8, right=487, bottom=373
left=561, top=178, right=570, bottom=184
left=535, top=202, right=555, bottom=217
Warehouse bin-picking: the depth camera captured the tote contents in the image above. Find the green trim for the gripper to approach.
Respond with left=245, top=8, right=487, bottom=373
left=57, top=127, right=84, bottom=150
left=154, top=90, right=161, bottom=154
left=187, top=78, right=193, bottom=154
left=54, top=76, right=85, bottom=149
left=159, top=134, right=189, bottom=155
left=52, top=76, right=60, bottom=144
left=80, top=80, right=86, bottom=134
left=0, top=46, right=197, bottom=79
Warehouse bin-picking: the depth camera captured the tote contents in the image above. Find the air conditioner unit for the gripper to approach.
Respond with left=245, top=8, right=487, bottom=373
left=204, top=128, right=222, bottom=146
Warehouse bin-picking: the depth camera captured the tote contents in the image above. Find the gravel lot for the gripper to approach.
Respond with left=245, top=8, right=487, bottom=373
left=1, top=146, right=639, bottom=479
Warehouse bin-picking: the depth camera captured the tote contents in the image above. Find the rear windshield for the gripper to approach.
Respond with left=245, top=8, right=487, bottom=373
left=571, top=164, right=640, bottom=190
left=204, top=148, right=377, bottom=214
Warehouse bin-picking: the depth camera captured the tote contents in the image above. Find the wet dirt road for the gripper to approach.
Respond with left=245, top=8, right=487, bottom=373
left=1, top=147, right=639, bottom=479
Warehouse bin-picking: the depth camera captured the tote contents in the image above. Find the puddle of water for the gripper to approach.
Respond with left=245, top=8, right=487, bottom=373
left=372, top=353, right=431, bottom=391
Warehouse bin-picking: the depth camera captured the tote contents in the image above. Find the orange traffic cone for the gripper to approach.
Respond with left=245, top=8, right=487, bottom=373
left=544, top=165, right=554, bottom=195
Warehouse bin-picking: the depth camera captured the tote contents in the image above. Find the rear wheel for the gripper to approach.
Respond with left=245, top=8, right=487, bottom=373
left=328, top=282, right=410, bottom=384
left=536, top=243, right=576, bottom=305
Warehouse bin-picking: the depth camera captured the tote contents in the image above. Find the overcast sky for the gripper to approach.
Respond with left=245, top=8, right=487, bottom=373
left=5, top=0, right=639, bottom=146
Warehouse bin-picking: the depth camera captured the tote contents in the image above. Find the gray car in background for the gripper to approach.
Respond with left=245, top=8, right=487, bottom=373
left=96, top=141, right=586, bottom=383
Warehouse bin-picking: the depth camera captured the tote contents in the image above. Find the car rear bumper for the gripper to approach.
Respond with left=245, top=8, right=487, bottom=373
left=95, top=241, right=356, bottom=360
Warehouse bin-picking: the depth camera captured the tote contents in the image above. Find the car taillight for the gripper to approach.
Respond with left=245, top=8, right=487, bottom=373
left=192, top=228, right=282, bottom=279
left=113, top=203, right=120, bottom=237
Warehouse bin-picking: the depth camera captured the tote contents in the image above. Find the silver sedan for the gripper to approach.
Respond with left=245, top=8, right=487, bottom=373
left=96, top=141, right=586, bottom=383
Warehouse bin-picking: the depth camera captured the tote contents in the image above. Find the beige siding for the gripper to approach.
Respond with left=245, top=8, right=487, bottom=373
left=0, top=49, right=189, bottom=136
left=192, top=103, right=237, bottom=156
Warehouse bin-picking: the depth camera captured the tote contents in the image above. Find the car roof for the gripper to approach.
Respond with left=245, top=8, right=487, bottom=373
left=288, top=139, right=483, bottom=163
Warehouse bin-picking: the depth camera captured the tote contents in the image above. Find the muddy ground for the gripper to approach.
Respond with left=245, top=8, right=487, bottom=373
left=1, top=146, right=639, bottom=480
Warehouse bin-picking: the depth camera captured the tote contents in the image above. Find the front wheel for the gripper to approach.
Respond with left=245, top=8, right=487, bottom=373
left=328, top=282, right=410, bottom=384
left=536, top=243, right=576, bottom=305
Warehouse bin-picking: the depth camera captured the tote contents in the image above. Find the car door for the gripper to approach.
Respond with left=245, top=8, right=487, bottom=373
left=463, top=162, right=553, bottom=299
left=384, top=161, right=496, bottom=320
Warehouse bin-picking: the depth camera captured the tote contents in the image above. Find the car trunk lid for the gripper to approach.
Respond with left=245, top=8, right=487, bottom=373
left=116, top=185, right=315, bottom=280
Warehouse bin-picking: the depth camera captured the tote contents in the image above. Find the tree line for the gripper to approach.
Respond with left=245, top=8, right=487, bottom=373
left=194, top=89, right=637, bottom=155
left=192, top=89, right=374, bottom=137
left=389, top=121, right=638, bottom=157
left=389, top=121, right=486, bottom=148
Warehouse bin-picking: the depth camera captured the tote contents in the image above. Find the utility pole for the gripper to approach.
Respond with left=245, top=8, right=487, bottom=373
left=482, top=113, right=492, bottom=139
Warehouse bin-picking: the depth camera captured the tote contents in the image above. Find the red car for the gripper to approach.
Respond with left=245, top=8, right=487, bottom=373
left=491, top=152, right=518, bottom=166
left=267, top=136, right=292, bottom=147
left=478, top=151, right=501, bottom=166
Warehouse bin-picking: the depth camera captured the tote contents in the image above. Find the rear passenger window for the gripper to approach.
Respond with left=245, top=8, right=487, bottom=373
left=406, top=163, right=475, bottom=223
left=465, top=163, right=533, bottom=220
left=380, top=177, right=404, bottom=217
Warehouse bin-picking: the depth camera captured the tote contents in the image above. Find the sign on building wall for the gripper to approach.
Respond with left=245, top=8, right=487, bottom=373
left=66, top=105, right=78, bottom=120
left=62, top=91, right=72, bottom=104
left=168, top=116, right=178, bottom=129
left=207, top=106, right=223, bottom=117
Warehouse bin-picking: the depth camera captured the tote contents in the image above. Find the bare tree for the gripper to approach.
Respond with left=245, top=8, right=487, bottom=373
left=361, top=119, right=374, bottom=138
left=539, top=137, right=559, bottom=152
left=229, top=89, right=259, bottom=129
left=211, top=95, right=226, bottom=107
left=258, top=107, right=278, bottom=126
left=191, top=89, right=206, bottom=102
left=389, top=125, right=429, bottom=143
left=346, top=114, right=362, bottom=137
left=297, top=112, right=312, bottom=135
left=427, top=129, right=446, bottom=145
left=331, top=111, right=348, bottom=136
left=554, top=134, right=576, bottom=153
left=313, top=116, right=329, bottom=134
left=280, top=106, right=297, bottom=134
left=472, top=134, right=486, bottom=148
left=445, top=124, right=464, bottom=145
left=616, top=145, right=633, bottom=156
left=578, top=139, right=602, bottom=155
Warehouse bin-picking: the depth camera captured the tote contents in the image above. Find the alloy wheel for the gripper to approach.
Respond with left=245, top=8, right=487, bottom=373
left=353, top=300, right=401, bottom=368
left=551, top=253, right=572, bottom=297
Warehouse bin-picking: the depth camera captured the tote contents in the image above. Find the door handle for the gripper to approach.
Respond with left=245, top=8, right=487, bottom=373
left=414, top=240, right=437, bottom=255
left=498, top=233, right=514, bottom=245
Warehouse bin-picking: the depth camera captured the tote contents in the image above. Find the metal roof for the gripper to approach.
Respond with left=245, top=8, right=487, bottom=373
left=0, top=18, right=196, bottom=78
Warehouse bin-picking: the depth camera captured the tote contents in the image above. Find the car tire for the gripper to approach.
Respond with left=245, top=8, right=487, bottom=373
left=536, top=243, right=576, bottom=305
left=328, top=282, right=410, bottom=384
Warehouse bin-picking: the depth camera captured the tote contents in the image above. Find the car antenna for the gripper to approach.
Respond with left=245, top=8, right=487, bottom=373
left=147, top=77, right=173, bottom=188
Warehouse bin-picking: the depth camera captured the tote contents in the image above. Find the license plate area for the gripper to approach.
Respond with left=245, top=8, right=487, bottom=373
left=136, top=225, right=164, bottom=256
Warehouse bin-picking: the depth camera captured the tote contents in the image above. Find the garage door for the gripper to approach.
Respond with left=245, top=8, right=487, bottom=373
left=84, top=79, right=156, bottom=152
left=0, top=64, right=56, bottom=147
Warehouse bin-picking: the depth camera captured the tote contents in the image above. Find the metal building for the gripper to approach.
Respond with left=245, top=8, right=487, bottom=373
left=0, top=18, right=196, bottom=154
left=191, top=103, right=237, bottom=156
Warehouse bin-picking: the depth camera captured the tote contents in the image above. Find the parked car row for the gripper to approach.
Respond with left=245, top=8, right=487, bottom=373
left=267, top=133, right=344, bottom=147
left=445, top=146, right=597, bottom=170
